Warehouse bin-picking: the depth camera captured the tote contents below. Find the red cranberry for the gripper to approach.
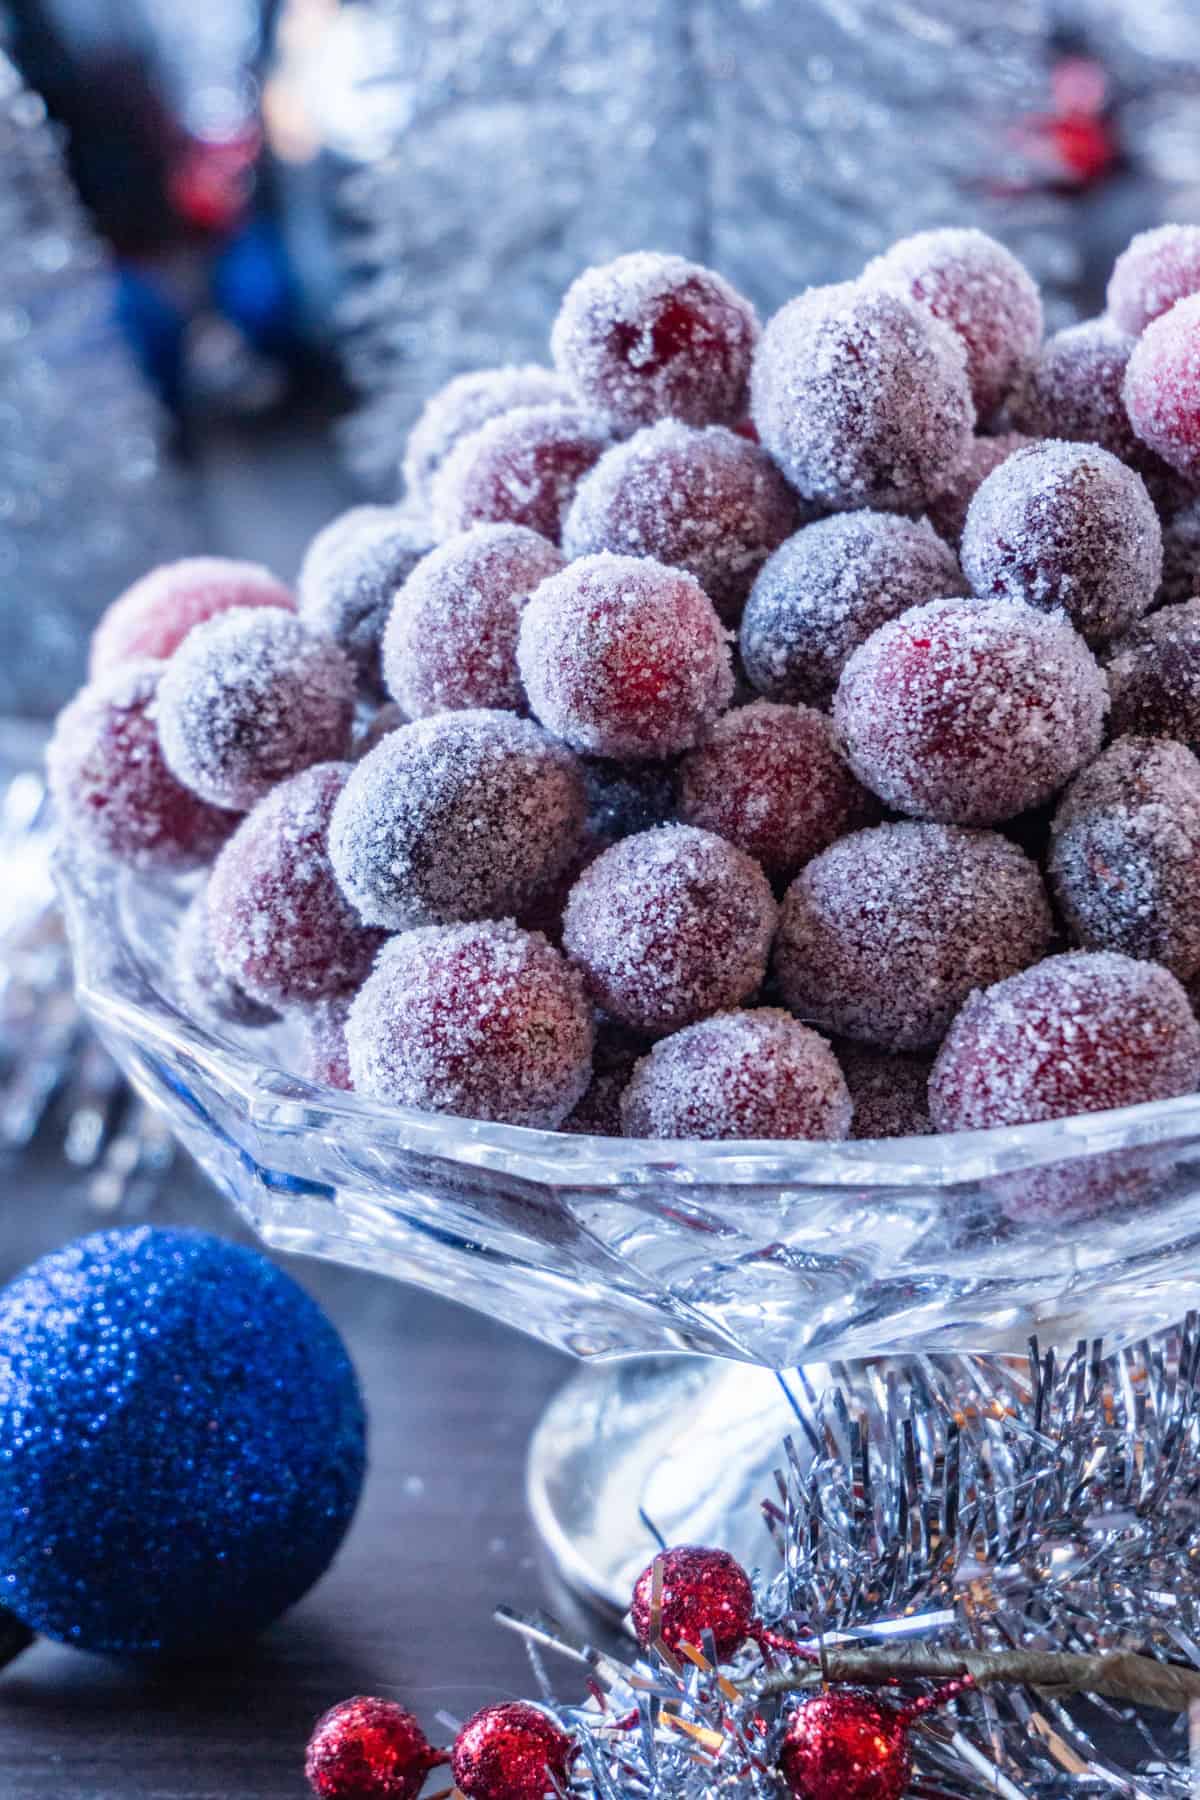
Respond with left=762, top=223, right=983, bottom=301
left=175, top=886, right=276, bottom=1031
left=925, top=433, right=1034, bottom=548
left=1125, top=295, right=1200, bottom=486
left=403, top=365, right=572, bottom=506
left=429, top=405, right=608, bottom=543
left=1106, top=599, right=1200, bottom=751
left=89, top=557, right=293, bottom=679
left=1107, top=224, right=1200, bottom=336
left=297, top=507, right=432, bottom=697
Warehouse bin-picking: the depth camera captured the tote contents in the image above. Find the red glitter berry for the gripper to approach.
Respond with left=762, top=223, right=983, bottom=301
left=562, top=421, right=801, bottom=624
left=48, top=661, right=237, bottom=872
left=517, top=552, right=733, bottom=760
left=629, top=1546, right=755, bottom=1657
left=620, top=1010, right=853, bottom=1142
left=452, top=1703, right=572, bottom=1800
left=551, top=252, right=758, bottom=435
left=1125, top=295, right=1200, bottom=486
left=382, top=524, right=564, bottom=717
left=837, top=1043, right=934, bottom=1140
left=429, top=405, right=608, bottom=544
left=779, top=1689, right=912, bottom=1800
left=175, top=885, right=276, bottom=1032
left=866, top=226, right=1043, bottom=422
left=306, top=1694, right=439, bottom=1800
left=207, top=763, right=385, bottom=1009
left=750, top=281, right=974, bottom=512
left=1107, top=223, right=1200, bottom=336
left=561, top=825, right=777, bottom=1036
left=925, top=433, right=1034, bottom=548
left=833, top=595, right=1107, bottom=826
left=773, top=822, right=1053, bottom=1051
left=298, top=507, right=433, bottom=697
left=347, top=921, right=593, bottom=1128
left=89, top=557, right=294, bottom=679
left=403, top=365, right=573, bottom=506
left=677, top=701, right=874, bottom=882
left=1106, top=599, right=1200, bottom=752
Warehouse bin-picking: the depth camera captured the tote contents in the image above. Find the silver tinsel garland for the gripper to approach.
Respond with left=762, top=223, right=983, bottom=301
left=502, top=1332, right=1200, bottom=1796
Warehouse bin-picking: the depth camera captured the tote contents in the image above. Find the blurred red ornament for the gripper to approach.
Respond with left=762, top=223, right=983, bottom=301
left=168, top=126, right=260, bottom=235
left=451, top=1701, right=573, bottom=1800
left=306, top=1696, right=442, bottom=1800
left=779, top=1688, right=913, bottom=1800
left=1011, top=56, right=1119, bottom=192
left=630, top=1544, right=755, bottom=1658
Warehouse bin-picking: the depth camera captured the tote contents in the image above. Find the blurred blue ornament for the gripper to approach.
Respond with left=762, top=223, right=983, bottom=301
left=0, top=1227, right=366, bottom=1656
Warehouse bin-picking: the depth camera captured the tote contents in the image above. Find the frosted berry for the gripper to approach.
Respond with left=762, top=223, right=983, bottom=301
left=925, top=432, right=1034, bottom=548
left=157, top=607, right=356, bottom=811
left=560, top=1027, right=640, bottom=1136
left=451, top=1703, right=573, bottom=1800
left=834, top=595, right=1108, bottom=826
left=175, top=886, right=276, bottom=1031
left=1008, top=318, right=1175, bottom=492
left=517, top=553, right=733, bottom=760
left=1158, top=499, right=1200, bottom=608
left=347, top=922, right=592, bottom=1128
left=1107, top=223, right=1200, bottom=336
left=774, top=822, right=1052, bottom=1051
left=740, top=510, right=964, bottom=707
left=961, top=439, right=1161, bottom=643
left=297, top=507, right=433, bottom=696
left=89, top=556, right=293, bottom=679
left=305, top=1695, right=439, bottom=1800
left=866, top=226, right=1042, bottom=421
left=551, top=252, right=758, bottom=434
left=838, top=1043, right=934, bottom=1140
left=403, top=364, right=572, bottom=505
left=208, top=764, right=385, bottom=1009
left=780, top=1689, right=912, bottom=1800
left=678, top=701, right=873, bottom=881
left=1049, top=736, right=1200, bottom=981
left=329, top=710, right=586, bottom=931
left=429, top=405, right=608, bottom=543
left=1106, top=599, right=1200, bottom=751
left=620, top=1010, right=852, bottom=1142
left=562, top=421, right=801, bottom=623
left=296, top=997, right=353, bottom=1092
left=750, top=281, right=974, bottom=512
left=48, top=662, right=237, bottom=872
left=629, top=1546, right=755, bottom=1657
left=562, top=825, right=776, bottom=1035
left=1125, top=295, right=1200, bottom=486
left=382, top=524, right=563, bottom=718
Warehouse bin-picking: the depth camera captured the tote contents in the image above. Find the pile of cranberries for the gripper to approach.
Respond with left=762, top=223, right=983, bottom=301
left=50, top=229, right=1200, bottom=1165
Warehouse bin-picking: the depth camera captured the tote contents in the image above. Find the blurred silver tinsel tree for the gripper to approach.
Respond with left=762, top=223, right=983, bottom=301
left=0, top=50, right=190, bottom=716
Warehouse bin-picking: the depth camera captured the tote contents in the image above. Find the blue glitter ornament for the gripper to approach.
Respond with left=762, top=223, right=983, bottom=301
left=0, top=1228, right=367, bottom=1656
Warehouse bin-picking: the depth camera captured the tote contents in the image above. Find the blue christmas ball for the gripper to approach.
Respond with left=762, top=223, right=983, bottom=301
left=0, top=1227, right=367, bottom=1656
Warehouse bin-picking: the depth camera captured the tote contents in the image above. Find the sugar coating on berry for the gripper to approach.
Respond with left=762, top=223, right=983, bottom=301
left=1107, top=224, right=1200, bottom=336
left=1158, top=500, right=1200, bottom=608
left=518, top=552, right=733, bottom=759
left=1106, top=599, right=1200, bottom=750
left=750, top=281, right=975, bottom=511
left=740, top=510, right=965, bottom=707
left=678, top=701, right=874, bottom=881
left=1125, top=295, right=1200, bottom=485
left=175, top=886, right=276, bottom=1032
left=774, top=822, right=1053, bottom=1051
left=297, top=506, right=433, bottom=694
left=48, top=661, right=238, bottom=872
left=403, top=364, right=573, bottom=505
left=925, top=433, right=1034, bottom=548
left=866, top=226, right=1043, bottom=421
left=560, top=1027, right=641, bottom=1136
left=208, top=763, right=385, bottom=1008
left=382, top=523, right=564, bottom=718
left=581, top=756, right=677, bottom=840
left=929, top=950, right=1200, bottom=1131
left=834, top=595, right=1108, bottom=825
left=961, top=438, right=1161, bottom=642
left=837, top=1044, right=934, bottom=1140
left=329, top=709, right=586, bottom=931
left=346, top=921, right=593, bottom=1128
left=89, top=557, right=294, bottom=679
left=1008, top=318, right=1169, bottom=486
left=157, top=607, right=356, bottom=811
left=1049, top=736, right=1200, bottom=981
left=562, top=421, right=801, bottom=623
left=551, top=252, right=759, bottom=435
left=429, top=404, right=609, bottom=543
left=620, top=1009, right=852, bottom=1142
left=562, top=825, right=776, bottom=1035
left=295, top=996, right=352, bottom=1092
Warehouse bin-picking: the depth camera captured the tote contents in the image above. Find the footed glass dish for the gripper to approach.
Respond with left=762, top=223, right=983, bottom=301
left=58, top=846, right=1200, bottom=1611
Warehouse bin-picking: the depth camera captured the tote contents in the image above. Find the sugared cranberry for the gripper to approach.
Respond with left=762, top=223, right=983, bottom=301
left=403, top=365, right=572, bottom=505
left=429, top=405, right=608, bottom=543
left=620, top=1009, right=852, bottom=1142
left=89, top=557, right=293, bottom=679
left=837, top=1043, right=934, bottom=1140
left=175, top=885, right=276, bottom=1031
left=562, top=421, right=801, bottom=623
left=48, top=661, right=237, bottom=871
left=1008, top=319, right=1176, bottom=496
left=551, top=252, right=758, bottom=434
left=925, top=433, right=1034, bottom=548
left=382, top=524, right=563, bottom=718
left=773, top=822, right=1053, bottom=1051
left=1107, top=223, right=1200, bottom=336
left=295, top=996, right=354, bottom=1092
left=517, top=553, right=733, bottom=760
left=1106, top=599, right=1200, bottom=751
left=157, top=607, right=356, bottom=811
left=740, top=510, right=964, bottom=707
left=1124, top=295, right=1200, bottom=485
left=347, top=921, right=593, bottom=1128
left=328, top=710, right=585, bottom=931
left=297, top=507, right=432, bottom=696
left=750, top=282, right=974, bottom=511
left=561, top=825, right=776, bottom=1035
left=833, top=595, right=1107, bottom=826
